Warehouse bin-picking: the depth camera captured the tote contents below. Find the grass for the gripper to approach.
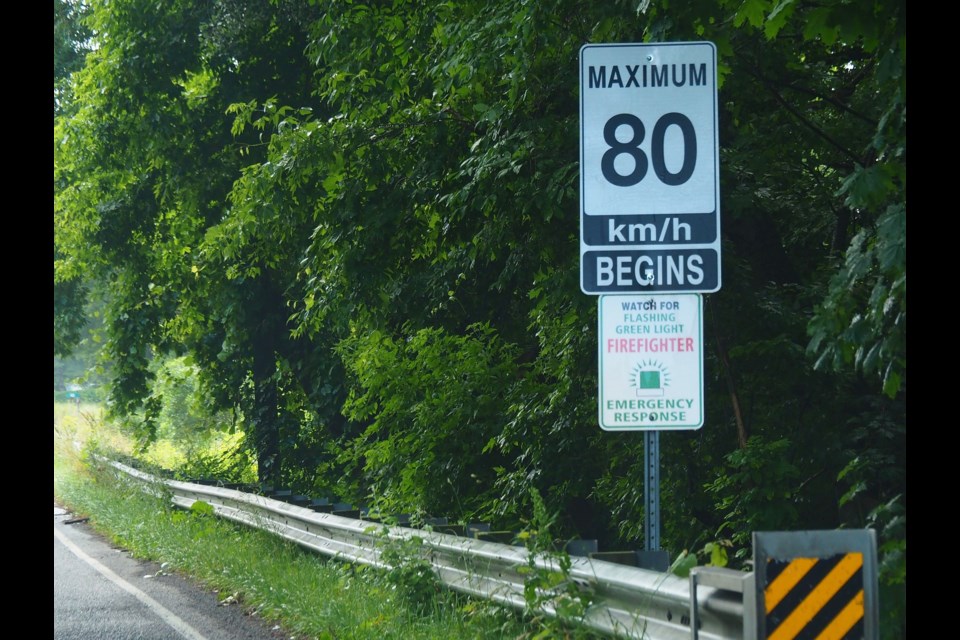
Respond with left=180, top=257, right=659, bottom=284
left=53, top=402, right=552, bottom=640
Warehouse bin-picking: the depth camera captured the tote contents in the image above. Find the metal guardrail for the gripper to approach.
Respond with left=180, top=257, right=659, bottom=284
left=104, top=458, right=745, bottom=640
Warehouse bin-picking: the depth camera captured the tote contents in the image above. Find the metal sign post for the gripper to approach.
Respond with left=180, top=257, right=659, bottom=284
left=644, top=430, right=660, bottom=551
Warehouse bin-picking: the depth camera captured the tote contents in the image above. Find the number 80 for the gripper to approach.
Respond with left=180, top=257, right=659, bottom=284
left=601, top=113, right=697, bottom=187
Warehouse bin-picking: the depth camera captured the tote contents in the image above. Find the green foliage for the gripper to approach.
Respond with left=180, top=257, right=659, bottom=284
left=111, top=355, right=218, bottom=453
left=174, top=445, right=257, bottom=486
left=54, top=0, right=92, bottom=116
left=54, top=275, right=88, bottom=358
left=807, top=202, right=906, bottom=398
left=869, top=494, right=905, bottom=640
left=150, top=356, right=235, bottom=450
left=373, top=532, right=442, bottom=615
left=832, top=405, right=905, bottom=638
left=669, top=550, right=699, bottom=579
left=705, top=437, right=803, bottom=559
left=187, top=499, right=217, bottom=538
left=669, top=539, right=732, bottom=578
left=337, top=324, right=521, bottom=517
left=516, top=488, right=595, bottom=635
left=189, top=499, right=213, bottom=516
left=55, top=0, right=905, bottom=616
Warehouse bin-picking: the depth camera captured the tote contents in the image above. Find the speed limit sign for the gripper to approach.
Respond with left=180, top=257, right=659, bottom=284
left=580, top=42, right=720, bottom=294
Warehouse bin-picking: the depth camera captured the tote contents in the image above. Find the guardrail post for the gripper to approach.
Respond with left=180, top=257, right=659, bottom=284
left=689, top=566, right=755, bottom=640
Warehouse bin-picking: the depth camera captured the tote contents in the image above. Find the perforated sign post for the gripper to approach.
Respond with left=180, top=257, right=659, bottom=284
left=580, top=41, right=720, bottom=294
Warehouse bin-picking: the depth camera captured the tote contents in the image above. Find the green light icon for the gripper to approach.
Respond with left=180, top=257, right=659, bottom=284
left=639, top=370, right=661, bottom=389
left=631, top=361, right=669, bottom=397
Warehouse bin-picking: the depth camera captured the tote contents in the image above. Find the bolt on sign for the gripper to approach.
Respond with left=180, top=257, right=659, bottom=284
left=753, top=530, right=879, bottom=640
left=598, top=293, right=703, bottom=430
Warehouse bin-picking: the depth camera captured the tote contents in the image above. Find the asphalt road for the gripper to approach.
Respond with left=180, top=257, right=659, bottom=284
left=54, top=503, right=292, bottom=640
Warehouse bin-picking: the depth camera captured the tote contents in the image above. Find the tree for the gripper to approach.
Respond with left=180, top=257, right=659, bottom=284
left=54, top=0, right=320, bottom=479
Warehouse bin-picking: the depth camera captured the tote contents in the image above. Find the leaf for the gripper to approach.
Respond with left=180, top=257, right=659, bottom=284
left=875, top=204, right=906, bottom=271
left=764, top=0, right=794, bottom=38
left=861, top=342, right=882, bottom=374
left=733, top=0, right=772, bottom=29
left=190, top=500, right=215, bottom=517
left=876, top=49, right=903, bottom=85
left=839, top=481, right=866, bottom=507
left=766, top=0, right=794, bottom=22
left=669, top=550, right=698, bottom=578
left=802, top=8, right=840, bottom=45
left=882, top=365, right=902, bottom=399
left=708, top=543, right=728, bottom=568
left=838, top=165, right=893, bottom=210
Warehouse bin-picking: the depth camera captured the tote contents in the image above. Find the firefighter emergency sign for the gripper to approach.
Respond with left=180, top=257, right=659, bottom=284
left=598, top=294, right=703, bottom=430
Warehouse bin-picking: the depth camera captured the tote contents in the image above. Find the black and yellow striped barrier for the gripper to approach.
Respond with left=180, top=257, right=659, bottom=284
left=754, top=531, right=878, bottom=640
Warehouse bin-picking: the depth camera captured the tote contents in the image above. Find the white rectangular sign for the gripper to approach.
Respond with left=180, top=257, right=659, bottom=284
left=598, top=294, right=703, bottom=430
left=580, top=42, right=720, bottom=294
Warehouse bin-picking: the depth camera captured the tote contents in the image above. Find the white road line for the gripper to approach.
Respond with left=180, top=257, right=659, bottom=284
left=54, top=526, right=210, bottom=640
